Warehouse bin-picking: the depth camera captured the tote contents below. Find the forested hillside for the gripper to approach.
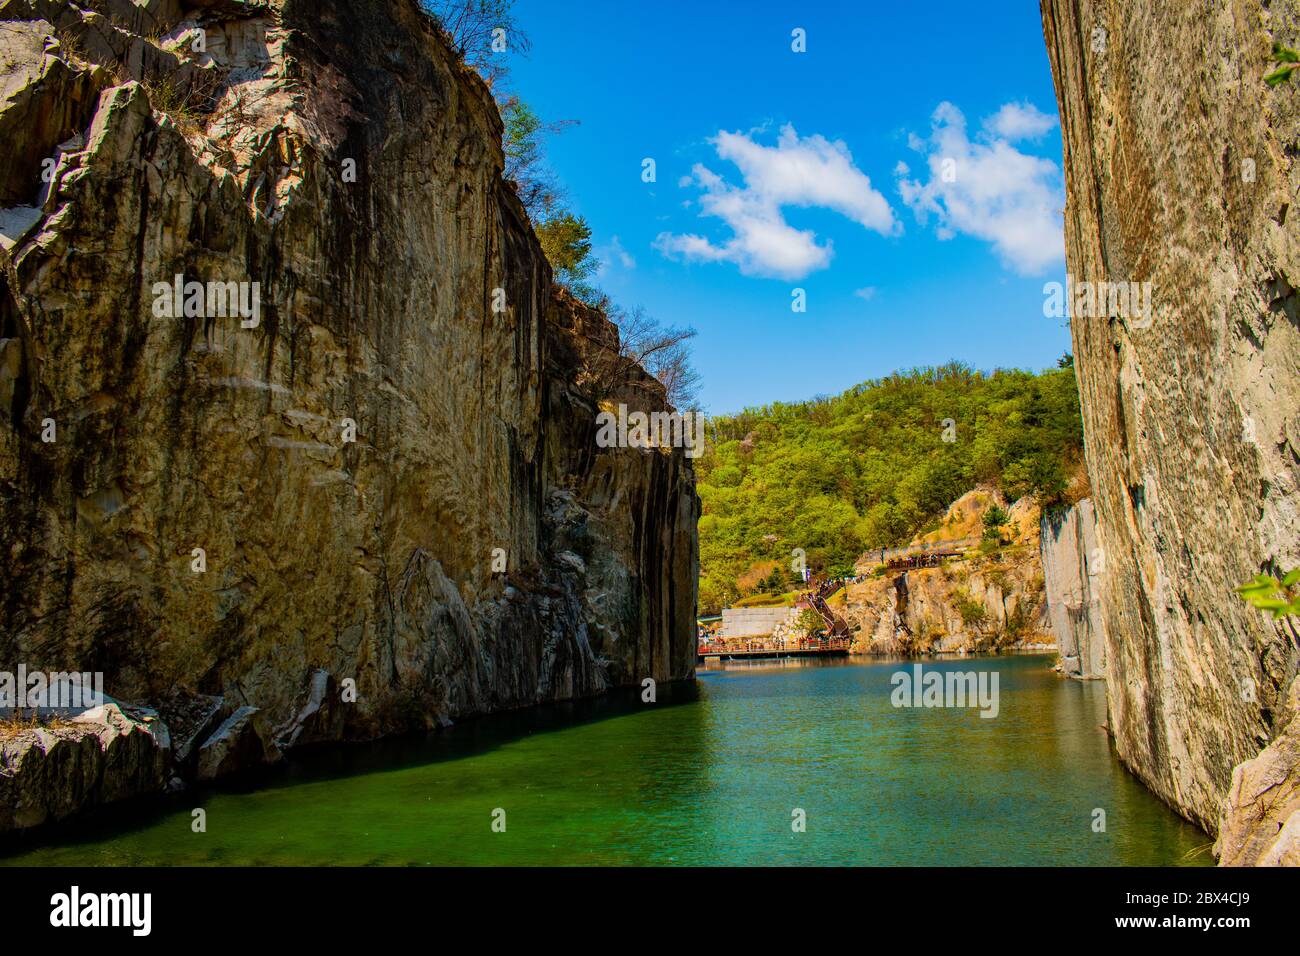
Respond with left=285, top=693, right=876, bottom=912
left=697, top=361, right=1084, bottom=613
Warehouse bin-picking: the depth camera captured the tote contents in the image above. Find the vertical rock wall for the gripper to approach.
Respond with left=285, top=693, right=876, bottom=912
left=0, top=0, right=698, bottom=745
left=1041, top=0, right=1300, bottom=835
left=1040, top=499, right=1106, bottom=679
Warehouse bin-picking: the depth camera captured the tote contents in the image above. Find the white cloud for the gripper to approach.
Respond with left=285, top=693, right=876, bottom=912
left=655, top=124, right=898, bottom=280
left=983, top=101, right=1058, bottom=141
left=896, top=101, right=1064, bottom=275
left=594, top=235, right=636, bottom=278
left=852, top=286, right=877, bottom=301
left=608, top=235, right=635, bottom=269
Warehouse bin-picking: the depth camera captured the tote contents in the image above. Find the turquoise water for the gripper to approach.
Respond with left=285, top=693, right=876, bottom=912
left=0, top=654, right=1209, bottom=865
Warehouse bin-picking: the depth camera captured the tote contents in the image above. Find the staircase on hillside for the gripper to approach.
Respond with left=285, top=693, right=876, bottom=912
left=802, top=580, right=851, bottom=637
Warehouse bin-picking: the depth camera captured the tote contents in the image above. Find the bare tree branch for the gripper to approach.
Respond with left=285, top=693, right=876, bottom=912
left=588, top=304, right=702, bottom=409
left=420, top=1, right=531, bottom=90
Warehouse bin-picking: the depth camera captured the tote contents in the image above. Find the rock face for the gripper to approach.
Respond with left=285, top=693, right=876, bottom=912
left=1217, top=679, right=1300, bottom=866
left=0, top=0, right=697, bottom=781
left=0, top=702, right=169, bottom=832
left=1040, top=499, right=1105, bottom=679
left=846, top=559, right=1051, bottom=656
left=846, top=490, right=1053, bottom=655
left=1042, top=0, right=1300, bottom=836
left=195, top=705, right=278, bottom=781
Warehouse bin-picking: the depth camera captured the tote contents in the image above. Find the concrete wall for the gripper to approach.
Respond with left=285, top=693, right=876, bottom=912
left=720, top=607, right=796, bottom=639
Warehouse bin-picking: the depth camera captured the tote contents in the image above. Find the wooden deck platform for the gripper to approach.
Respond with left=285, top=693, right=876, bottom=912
left=697, top=640, right=850, bottom=662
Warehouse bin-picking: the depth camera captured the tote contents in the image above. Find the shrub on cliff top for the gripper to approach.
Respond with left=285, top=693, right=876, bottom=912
left=421, top=0, right=530, bottom=90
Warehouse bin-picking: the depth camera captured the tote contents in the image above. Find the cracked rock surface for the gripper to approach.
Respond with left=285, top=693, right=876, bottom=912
left=0, top=0, right=699, bottom=832
left=1042, top=0, right=1300, bottom=841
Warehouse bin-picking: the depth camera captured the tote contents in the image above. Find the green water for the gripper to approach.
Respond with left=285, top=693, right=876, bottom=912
left=1, top=654, right=1209, bottom=866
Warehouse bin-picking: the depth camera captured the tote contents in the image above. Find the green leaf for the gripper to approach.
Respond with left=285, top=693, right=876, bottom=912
left=1280, top=568, right=1300, bottom=588
left=1235, top=579, right=1279, bottom=596
left=1235, top=578, right=1273, bottom=591
left=1266, top=65, right=1297, bottom=86
left=1250, top=597, right=1291, bottom=610
left=1273, top=44, right=1300, bottom=63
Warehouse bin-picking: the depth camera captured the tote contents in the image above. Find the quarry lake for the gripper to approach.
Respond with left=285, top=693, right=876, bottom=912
left=1, top=654, right=1208, bottom=866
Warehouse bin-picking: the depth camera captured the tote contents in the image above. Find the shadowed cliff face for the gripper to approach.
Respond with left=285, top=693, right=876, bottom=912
left=0, top=0, right=698, bottom=738
left=1041, top=0, right=1300, bottom=837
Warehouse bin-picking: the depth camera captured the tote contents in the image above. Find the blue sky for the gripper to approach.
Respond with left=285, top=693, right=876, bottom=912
left=505, top=0, right=1070, bottom=415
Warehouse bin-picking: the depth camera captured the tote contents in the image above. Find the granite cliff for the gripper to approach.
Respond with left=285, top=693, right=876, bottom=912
left=1040, top=498, right=1106, bottom=680
left=0, top=0, right=698, bottom=830
left=1042, top=0, right=1300, bottom=860
left=846, top=489, right=1056, bottom=655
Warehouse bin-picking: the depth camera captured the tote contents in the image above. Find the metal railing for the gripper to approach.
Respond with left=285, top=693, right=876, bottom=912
left=858, top=536, right=981, bottom=568
left=698, top=638, right=851, bottom=655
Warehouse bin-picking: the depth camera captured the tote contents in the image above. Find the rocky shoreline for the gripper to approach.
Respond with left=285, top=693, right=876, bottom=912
left=1, top=688, right=286, bottom=835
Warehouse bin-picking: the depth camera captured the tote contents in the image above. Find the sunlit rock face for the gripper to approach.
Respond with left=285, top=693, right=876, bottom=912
left=1216, top=679, right=1300, bottom=866
left=1042, top=0, right=1300, bottom=839
left=0, top=0, right=698, bottom=741
left=1040, top=499, right=1105, bottom=680
left=846, top=490, right=1054, bottom=655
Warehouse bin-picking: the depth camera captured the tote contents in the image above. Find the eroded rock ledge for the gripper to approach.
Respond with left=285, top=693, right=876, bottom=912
left=0, top=0, right=698, bottom=833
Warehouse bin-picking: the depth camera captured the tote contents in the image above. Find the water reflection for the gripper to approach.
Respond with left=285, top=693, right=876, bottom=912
left=0, top=654, right=1208, bottom=866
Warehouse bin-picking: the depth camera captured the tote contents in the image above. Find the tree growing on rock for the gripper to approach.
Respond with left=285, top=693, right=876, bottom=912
left=586, top=303, right=702, bottom=409
left=536, top=213, right=598, bottom=302
left=421, top=0, right=531, bottom=90
left=981, top=504, right=1009, bottom=543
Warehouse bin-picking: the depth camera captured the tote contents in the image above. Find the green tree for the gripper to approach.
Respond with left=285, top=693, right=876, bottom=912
left=796, top=608, right=825, bottom=639
left=998, top=460, right=1036, bottom=502
left=499, top=96, right=572, bottom=221
left=982, top=503, right=1009, bottom=543
left=535, top=213, right=596, bottom=294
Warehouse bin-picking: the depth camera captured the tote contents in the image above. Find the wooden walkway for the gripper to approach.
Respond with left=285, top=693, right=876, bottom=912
left=698, top=639, right=851, bottom=662
left=859, top=536, right=981, bottom=571
left=806, top=581, right=851, bottom=636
